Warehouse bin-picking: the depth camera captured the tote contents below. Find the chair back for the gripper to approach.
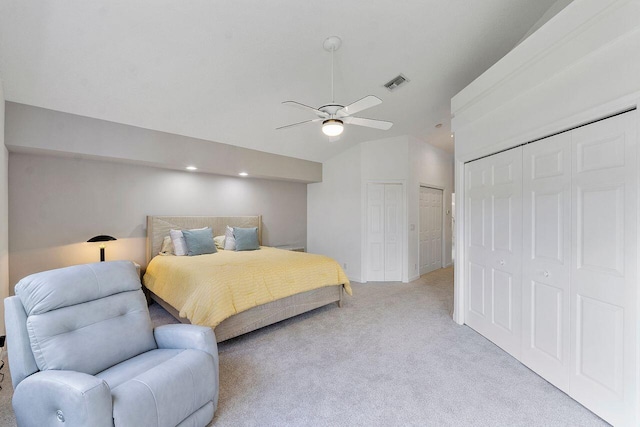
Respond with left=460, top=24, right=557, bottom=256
left=7, top=261, right=156, bottom=383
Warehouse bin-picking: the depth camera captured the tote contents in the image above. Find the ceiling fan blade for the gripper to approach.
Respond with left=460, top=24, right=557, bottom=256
left=336, top=95, right=382, bottom=117
left=276, top=118, right=322, bottom=130
left=344, top=116, right=393, bottom=130
left=282, top=101, right=330, bottom=118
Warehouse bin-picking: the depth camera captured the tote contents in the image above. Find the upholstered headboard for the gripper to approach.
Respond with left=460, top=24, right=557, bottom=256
left=146, top=215, right=262, bottom=263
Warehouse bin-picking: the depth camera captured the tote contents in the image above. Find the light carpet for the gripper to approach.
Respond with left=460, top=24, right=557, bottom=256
left=0, top=267, right=607, bottom=426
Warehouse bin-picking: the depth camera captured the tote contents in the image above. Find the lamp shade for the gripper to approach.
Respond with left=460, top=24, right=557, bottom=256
left=322, top=119, right=344, bottom=136
left=87, top=235, right=117, bottom=262
left=87, top=235, right=117, bottom=243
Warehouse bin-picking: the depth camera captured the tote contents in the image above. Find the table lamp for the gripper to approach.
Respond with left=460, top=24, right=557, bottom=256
left=87, top=235, right=117, bottom=262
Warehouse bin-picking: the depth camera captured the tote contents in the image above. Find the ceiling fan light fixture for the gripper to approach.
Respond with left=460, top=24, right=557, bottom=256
left=322, top=119, right=344, bottom=136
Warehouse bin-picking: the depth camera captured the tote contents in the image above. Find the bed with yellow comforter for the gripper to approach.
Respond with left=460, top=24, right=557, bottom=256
left=143, top=246, right=351, bottom=330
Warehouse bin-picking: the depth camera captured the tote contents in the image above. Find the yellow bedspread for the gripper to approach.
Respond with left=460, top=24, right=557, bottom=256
left=143, top=247, right=351, bottom=328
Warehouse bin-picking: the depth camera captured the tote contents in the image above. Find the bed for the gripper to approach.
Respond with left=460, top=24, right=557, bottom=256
left=143, top=215, right=351, bottom=342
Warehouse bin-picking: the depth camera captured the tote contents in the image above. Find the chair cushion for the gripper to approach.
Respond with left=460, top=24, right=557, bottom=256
left=107, top=349, right=216, bottom=427
left=26, top=290, right=157, bottom=374
left=16, top=261, right=141, bottom=315
left=96, top=348, right=183, bottom=389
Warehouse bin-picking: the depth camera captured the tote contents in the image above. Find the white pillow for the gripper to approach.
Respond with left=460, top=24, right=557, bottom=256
left=159, top=235, right=175, bottom=256
left=170, top=227, right=207, bottom=256
left=223, top=226, right=236, bottom=251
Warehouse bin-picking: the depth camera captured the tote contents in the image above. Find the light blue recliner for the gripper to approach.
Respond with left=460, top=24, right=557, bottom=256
left=4, top=260, right=219, bottom=427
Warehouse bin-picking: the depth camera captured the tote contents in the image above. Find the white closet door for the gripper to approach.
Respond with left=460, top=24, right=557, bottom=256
left=384, top=184, right=403, bottom=281
left=569, top=111, right=637, bottom=425
left=465, top=147, right=523, bottom=357
left=522, top=132, right=571, bottom=391
left=366, top=183, right=403, bottom=282
left=420, top=186, right=443, bottom=275
left=367, top=184, right=385, bottom=281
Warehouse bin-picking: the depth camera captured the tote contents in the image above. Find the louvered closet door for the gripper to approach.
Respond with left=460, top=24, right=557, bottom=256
left=521, top=132, right=571, bottom=392
left=569, top=111, right=637, bottom=425
left=465, top=147, right=523, bottom=357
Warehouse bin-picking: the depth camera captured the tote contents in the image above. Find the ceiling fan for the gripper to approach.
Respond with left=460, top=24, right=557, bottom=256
left=277, top=36, right=393, bottom=138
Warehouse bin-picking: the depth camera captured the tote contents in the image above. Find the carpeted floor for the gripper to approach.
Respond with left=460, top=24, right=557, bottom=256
left=0, top=267, right=608, bottom=426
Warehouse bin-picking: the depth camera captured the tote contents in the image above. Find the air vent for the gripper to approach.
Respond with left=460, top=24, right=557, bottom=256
left=384, top=74, right=409, bottom=91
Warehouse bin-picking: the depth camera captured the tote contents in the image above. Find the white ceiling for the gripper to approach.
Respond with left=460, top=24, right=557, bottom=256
left=0, top=0, right=559, bottom=162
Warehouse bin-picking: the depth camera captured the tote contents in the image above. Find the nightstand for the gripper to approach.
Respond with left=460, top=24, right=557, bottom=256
left=275, top=245, right=305, bottom=252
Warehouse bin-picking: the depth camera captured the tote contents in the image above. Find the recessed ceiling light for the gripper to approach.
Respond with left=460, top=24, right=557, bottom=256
left=435, top=123, right=443, bottom=128
left=238, top=172, right=249, bottom=177
left=185, top=166, right=197, bottom=171
left=451, top=133, right=454, bottom=138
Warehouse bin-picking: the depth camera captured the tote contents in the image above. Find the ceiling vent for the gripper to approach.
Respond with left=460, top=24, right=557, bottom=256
left=384, top=74, right=409, bottom=91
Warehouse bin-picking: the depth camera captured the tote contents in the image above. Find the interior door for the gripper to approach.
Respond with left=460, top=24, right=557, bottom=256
left=366, top=183, right=403, bottom=282
left=367, top=183, right=386, bottom=282
left=384, top=184, right=403, bottom=281
left=465, top=147, right=523, bottom=357
left=521, top=132, right=571, bottom=392
left=420, top=186, right=443, bottom=275
left=569, top=111, right=637, bottom=425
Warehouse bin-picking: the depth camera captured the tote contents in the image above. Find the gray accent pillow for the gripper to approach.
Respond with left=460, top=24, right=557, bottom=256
left=234, top=227, right=260, bottom=251
left=183, top=227, right=217, bottom=256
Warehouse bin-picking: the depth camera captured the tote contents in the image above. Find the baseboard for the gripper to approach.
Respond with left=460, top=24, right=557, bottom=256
left=347, top=274, right=363, bottom=283
left=408, top=274, right=420, bottom=282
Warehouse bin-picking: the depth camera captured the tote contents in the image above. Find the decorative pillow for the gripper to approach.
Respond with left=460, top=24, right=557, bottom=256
left=159, top=235, right=175, bottom=256
left=182, top=227, right=217, bottom=256
left=213, top=235, right=226, bottom=250
left=223, top=226, right=236, bottom=251
left=170, top=227, right=206, bottom=256
left=169, top=229, right=188, bottom=256
left=234, top=227, right=260, bottom=251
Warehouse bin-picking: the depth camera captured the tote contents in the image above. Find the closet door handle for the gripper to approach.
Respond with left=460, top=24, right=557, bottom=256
left=499, top=259, right=505, bottom=266
left=543, top=270, right=550, bottom=278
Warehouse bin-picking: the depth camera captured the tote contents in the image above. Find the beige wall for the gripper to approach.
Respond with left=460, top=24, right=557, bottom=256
left=307, top=144, right=363, bottom=282
left=8, top=152, right=307, bottom=288
left=0, top=85, right=8, bottom=335
left=5, top=102, right=322, bottom=183
left=308, top=135, right=454, bottom=283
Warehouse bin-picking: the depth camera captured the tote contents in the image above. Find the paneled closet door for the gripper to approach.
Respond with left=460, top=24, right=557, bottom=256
left=569, top=111, right=637, bottom=425
left=521, top=132, right=571, bottom=392
left=465, top=147, right=523, bottom=358
left=384, top=184, right=403, bottom=281
left=367, top=184, right=386, bottom=282
left=366, top=183, right=403, bottom=282
left=420, top=186, right=443, bottom=275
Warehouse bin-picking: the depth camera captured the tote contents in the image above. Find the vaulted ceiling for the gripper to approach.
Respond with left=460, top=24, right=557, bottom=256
left=0, top=0, right=559, bottom=162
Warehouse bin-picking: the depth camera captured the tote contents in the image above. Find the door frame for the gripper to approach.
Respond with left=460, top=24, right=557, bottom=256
left=362, top=180, right=407, bottom=283
left=419, top=184, right=446, bottom=275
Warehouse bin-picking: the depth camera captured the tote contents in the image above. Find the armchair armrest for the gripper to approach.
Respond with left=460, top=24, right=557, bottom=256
left=13, top=370, right=112, bottom=427
left=154, top=324, right=218, bottom=361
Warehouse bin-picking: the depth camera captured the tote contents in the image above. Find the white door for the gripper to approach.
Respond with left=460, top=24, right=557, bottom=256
left=420, top=186, right=443, bottom=275
left=384, top=184, right=403, bottom=281
left=569, top=111, right=637, bottom=425
left=465, top=147, right=523, bottom=357
left=521, top=132, right=571, bottom=392
left=366, top=183, right=403, bottom=282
